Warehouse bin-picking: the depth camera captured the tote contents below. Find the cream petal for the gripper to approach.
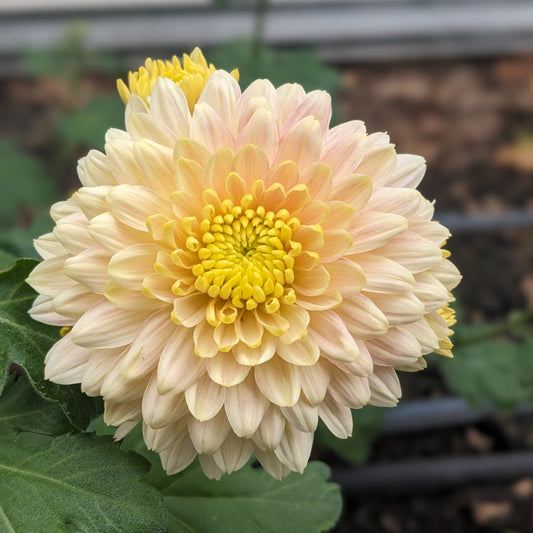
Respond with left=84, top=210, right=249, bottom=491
left=298, top=361, right=330, bottom=406
left=278, top=305, right=309, bottom=344
left=354, top=254, right=415, bottom=294
left=232, top=335, right=276, bottom=366
left=232, top=144, right=270, bottom=186
left=34, top=232, right=66, bottom=260
left=141, top=375, right=188, bottom=429
left=301, top=162, right=332, bottom=201
left=324, top=258, right=366, bottom=297
left=188, top=409, right=231, bottom=455
left=74, top=186, right=111, bottom=220
left=274, top=425, right=313, bottom=474
left=225, top=374, right=269, bottom=438
left=53, top=283, right=101, bottom=318
left=337, top=294, right=389, bottom=339
left=114, top=420, right=138, bottom=441
left=281, top=398, right=318, bottom=433
left=413, top=273, right=450, bottom=313
left=81, top=347, right=125, bottom=397
left=254, top=356, right=301, bottom=407
left=318, top=229, right=353, bottom=262
left=107, top=243, right=161, bottom=291
left=150, top=77, right=191, bottom=139
left=120, top=309, right=174, bottom=380
left=172, top=293, right=209, bottom=327
left=126, top=111, right=177, bottom=147
left=105, top=282, right=166, bottom=311
left=276, top=338, right=320, bottom=366
left=157, top=326, right=205, bottom=395
left=409, top=219, right=450, bottom=246
left=292, top=265, right=330, bottom=297
left=206, top=352, right=250, bottom=387
left=198, top=454, right=225, bottom=480
left=355, top=136, right=397, bottom=184
left=281, top=90, right=331, bottom=136
left=239, top=107, right=279, bottom=164
left=252, top=405, right=285, bottom=451
left=370, top=291, right=425, bottom=325
left=50, top=197, right=81, bottom=222
left=321, top=121, right=367, bottom=180
left=100, top=361, right=148, bottom=403
left=368, top=365, right=402, bottom=407
left=330, top=174, right=372, bottom=212
left=64, top=246, right=111, bottom=293
left=193, top=320, right=219, bottom=359
left=105, top=139, right=147, bottom=187
left=307, top=310, right=360, bottom=363
left=132, top=139, right=176, bottom=198
left=78, top=149, right=116, bottom=187
left=143, top=417, right=188, bottom=451
left=276, top=83, right=305, bottom=124
left=71, top=299, right=148, bottom=348
left=104, top=399, right=142, bottom=427
left=29, top=294, right=73, bottom=326
left=159, top=434, right=197, bottom=475
left=254, top=449, right=290, bottom=480
left=365, top=187, right=428, bottom=219
left=349, top=211, right=408, bottom=254
left=254, top=308, right=290, bottom=337
left=53, top=213, right=94, bottom=255
left=329, top=369, right=371, bottom=408
left=430, top=259, right=462, bottom=291
left=185, top=373, right=225, bottom=421
left=318, top=394, right=353, bottom=438
left=384, top=153, right=426, bottom=189
left=238, top=79, right=280, bottom=130
left=212, top=433, right=255, bottom=475
left=190, top=102, right=235, bottom=152
left=275, top=116, right=322, bottom=172
left=44, top=334, right=91, bottom=384
left=88, top=212, right=148, bottom=253
left=213, top=323, right=240, bottom=352
left=295, top=288, right=342, bottom=311
left=366, top=326, right=422, bottom=366
left=403, top=318, right=439, bottom=355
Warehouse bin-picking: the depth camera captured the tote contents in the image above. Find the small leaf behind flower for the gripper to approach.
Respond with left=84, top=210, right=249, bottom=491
left=0, top=374, right=166, bottom=533
left=0, top=259, right=102, bottom=429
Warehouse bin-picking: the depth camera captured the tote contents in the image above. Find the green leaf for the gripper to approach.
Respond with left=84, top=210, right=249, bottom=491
left=0, top=374, right=166, bottom=533
left=315, top=405, right=383, bottom=466
left=438, top=334, right=533, bottom=412
left=0, top=259, right=102, bottom=429
left=156, top=461, right=341, bottom=533
left=0, top=250, right=16, bottom=272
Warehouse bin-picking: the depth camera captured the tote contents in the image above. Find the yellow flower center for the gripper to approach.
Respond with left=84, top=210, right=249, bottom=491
left=190, top=197, right=302, bottom=314
left=117, top=47, right=239, bottom=111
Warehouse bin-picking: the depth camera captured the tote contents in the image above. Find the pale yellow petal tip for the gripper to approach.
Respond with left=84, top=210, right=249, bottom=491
left=116, top=47, right=240, bottom=110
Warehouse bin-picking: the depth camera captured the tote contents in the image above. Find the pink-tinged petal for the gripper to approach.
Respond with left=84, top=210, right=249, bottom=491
left=377, top=231, right=443, bottom=273
left=212, top=433, right=255, bottom=475
left=157, top=326, right=205, bottom=395
left=298, top=361, right=330, bottom=406
left=319, top=229, right=353, bottom=262
left=292, top=224, right=324, bottom=252
left=106, top=184, right=171, bottom=231
left=403, top=319, right=439, bottom=355
left=365, top=187, right=429, bottom=219
left=281, top=90, right=331, bottom=136
left=172, top=293, right=209, bottom=327
left=276, top=116, right=322, bottom=172
left=281, top=399, right=318, bottom=433
left=276, top=83, right=305, bottom=124
left=369, top=292, right=425, bottom=326
left=199, top=70, right=241, bottom=136
left=329, top=369, right=371, bottom=408
left=254, top=356, right=301, bottom=407
left=150, top=77, right=191, bottom=139
left=284, top=183, right=312, bottom=213
left=324, top=258, right=366, bottom=297
left=26, top=254, right=74, bottom=295
left=126, top=111, right=177, bottom=147
left=204, top=147, right=234, bottom=193
left=81, top=347, right=125, bottom=397
left=337, top=293, right=389, bottom=339
left=322, top=121, right=367, bottom=180
left=144, top=418, right=188, bottom=451
left=133, top=139, right=176, bottom=198
left=368, top=365, right=402, bottom=407
left=173, top=138, right=212, bottom=167
left=175, top=157, right=205, bottom=199
left=301, top=161, right=332, bottom=201
left=224, top=171, right=247, bottom=204
left=29, top=295, right=73, bottom=326
left=330, top=174, right=373, bottom=213
left=307, top=310, right=360, bottom=363
left=206, top=352, right=250, bottom=387
left=53, top=213, right=94, bottom=255
left=159, top=434, right=197, bottom=475
left=190, top=102, right=236, bottom=152
left=239, top=107, right=279, bottom=164
left=255, top=449, right=290, bottom=480
left=275, top=425, right=313, bottom=474
left=101, top=362, right=148, bottom=402
left=232, top=335, right=276, bottom=366
left=295, top=288, right=342, bottom=311
left=74, top=186, right=111, bottom=220
left=225, top=374, right=269, bottom=438
left=430, top=259, right=462, bottom=291
left=120, top=309, right=174, bottom=380
left=188, top=409, right=231, bottom=455
left=384, top=153, right=426, bottom=189
left=232, top=144, right=270, bottom=186
left=105, top=140, right=147, bottom=187
left=44, top=334, right=91, bottom=384
left=355, top=134, right=397, bottom=184
left=88, top=212, right=148, bottom=253
left=34, top=232, right=66, bottom=260
left=318, top=394, right=353, bottom=438
left=64, top=246, right=111, bottom=293
left=278, top=305, right=309, bottom=344
left=413, top=273, right=450, bottom=313
left=104, top=399, right=142, bottom=427
left=323, top=201, right=355, bottom=231
left=354, top=254, right=415, bottom=294
left=78, top=149, right=116, bottom=187
left=141, top=375, right=188, bottom=429
left=293, top=265, right=330, bottom=297
left=252, top=405, right=285, bottom=451
left=108, top=243, right=161, bottom=290
left=71, top=299, right=148, bottom=348
left=366, top=326, right=422, bottom=366
left=53, top=283, right=101, bottom=318
left=259, top=182, right=287, bottom=212
left=277, top=338, right=320, bottom=366
left=265, top=160, right=299, bottom=190
left=349, top=212, right=408, bottom=254
left=185, top=373, right=225, bottom=421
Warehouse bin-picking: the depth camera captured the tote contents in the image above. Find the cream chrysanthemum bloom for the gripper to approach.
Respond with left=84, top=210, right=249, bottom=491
left=28, top=63, right=460, bottom=479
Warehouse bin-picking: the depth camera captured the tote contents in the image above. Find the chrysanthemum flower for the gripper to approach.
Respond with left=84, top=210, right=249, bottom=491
left=28, top=57, right=460, bottom=479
